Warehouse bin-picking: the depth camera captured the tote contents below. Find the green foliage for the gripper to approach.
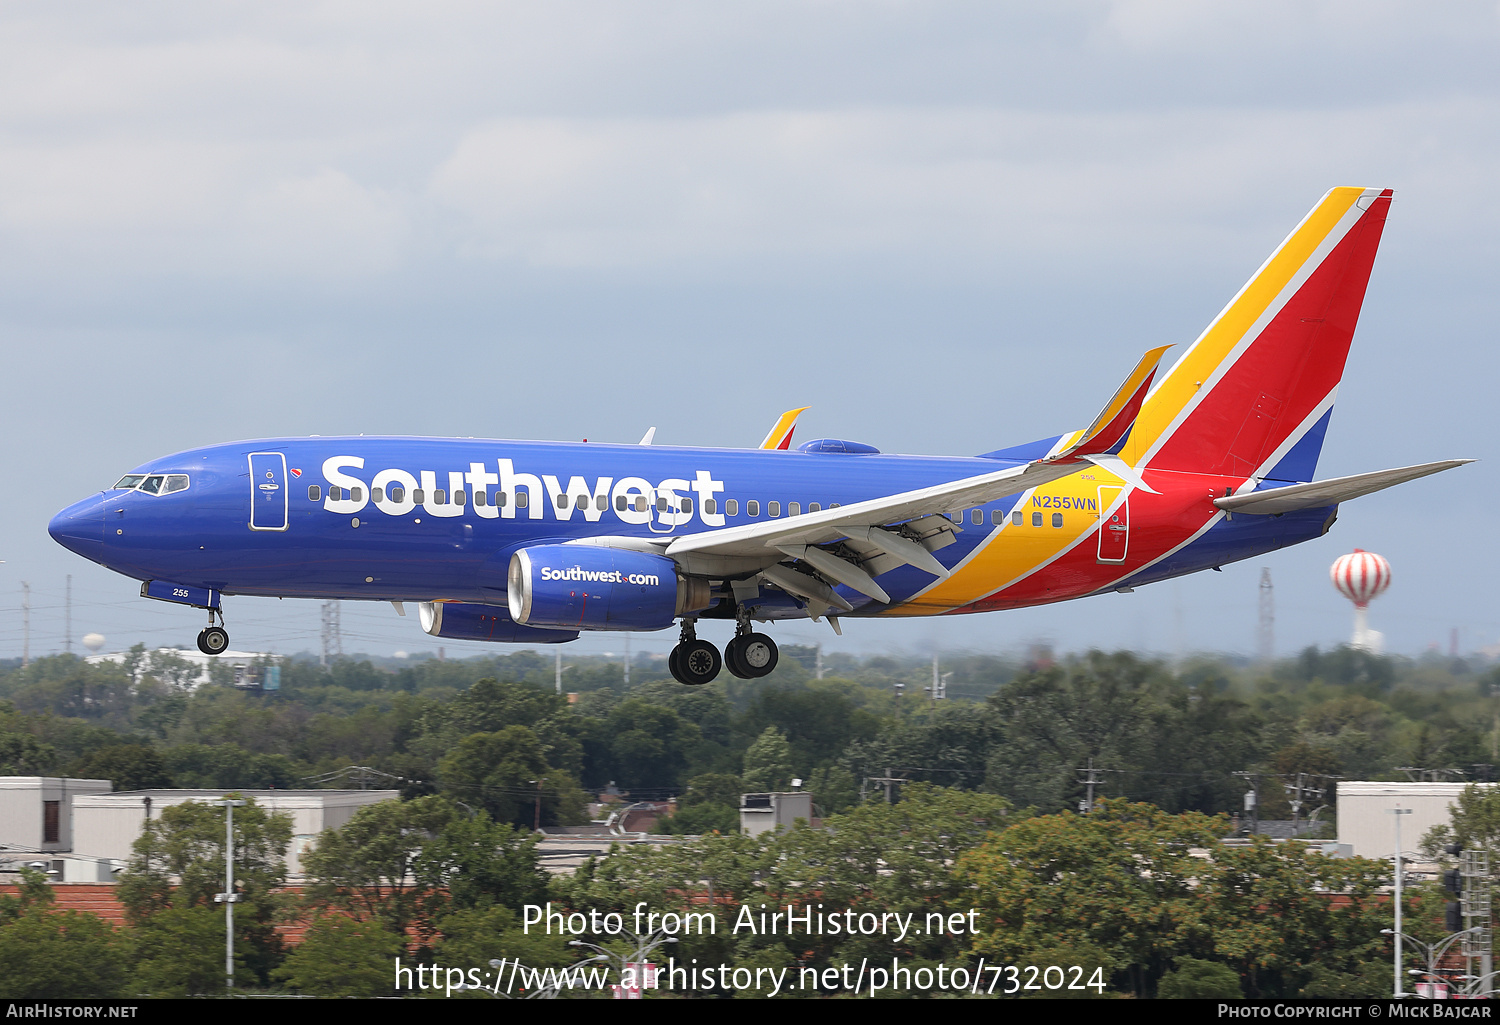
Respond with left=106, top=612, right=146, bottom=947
left=300, top=795, right=456, bottom=937
left=438, top=725, right=586, bottom=826
left=1158, top=957, right=1242, bottom=999
left=127, top=905, right=229, bottom=996
left=0, top=885, right=126, bottom=998
left=272, top=916, right=402, bottom=997
left=116, top=795, right=293, bottom=985
left=742, top=726, right=795, bottom=791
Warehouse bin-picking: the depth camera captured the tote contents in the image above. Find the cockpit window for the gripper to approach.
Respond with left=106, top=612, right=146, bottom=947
left=112, top=473, right=190, bottom=495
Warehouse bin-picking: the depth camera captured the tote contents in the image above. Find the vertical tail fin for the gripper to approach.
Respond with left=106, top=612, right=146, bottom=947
left=1120, top=187, right=1393, bottom=483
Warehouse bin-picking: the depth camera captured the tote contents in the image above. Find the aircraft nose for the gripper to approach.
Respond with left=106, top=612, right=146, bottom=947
left=48, top=495, right=105, bottom=561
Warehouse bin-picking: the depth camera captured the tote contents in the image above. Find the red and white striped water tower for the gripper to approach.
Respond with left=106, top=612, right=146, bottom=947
left=1330, top=549, right=1391, bottom=652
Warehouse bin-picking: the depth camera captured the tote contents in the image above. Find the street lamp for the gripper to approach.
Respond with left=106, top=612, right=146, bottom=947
left=1386, top=805, right=1414, bottom=998
left=1381, top=927, right=1481, bottom=998
left=569, top=932, right=679, bottom=998
left=213, top=798, right=246, bottom=992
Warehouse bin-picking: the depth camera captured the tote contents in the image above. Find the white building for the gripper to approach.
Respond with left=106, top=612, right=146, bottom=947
left=1336, top=781, right=1483, bottom=860
left=739, top=792, right=814, bottom=836
left=71, top=788, right=399, bottom=878
left=0, top=776, right=112, bottom=853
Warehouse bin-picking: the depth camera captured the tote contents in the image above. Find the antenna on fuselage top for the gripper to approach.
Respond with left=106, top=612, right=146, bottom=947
left=639, top=427, right=657, bottom=446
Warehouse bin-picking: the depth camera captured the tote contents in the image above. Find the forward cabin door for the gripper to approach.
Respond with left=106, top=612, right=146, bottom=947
left=249, top=452, right=289, bottom=531
left=1097, top=486, right=1129, bottom=563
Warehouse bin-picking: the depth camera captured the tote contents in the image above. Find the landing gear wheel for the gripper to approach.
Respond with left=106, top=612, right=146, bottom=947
left=668, top=644, right=682, bottom=681
left=727, top=633, right=778, bottom=679
left=671, top=639, right=721, bottom=685
left=197, top=626, right=230, bottom=655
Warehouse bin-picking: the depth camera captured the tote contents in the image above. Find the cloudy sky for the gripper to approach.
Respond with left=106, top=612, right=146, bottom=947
left=2, top=1, right=1497, bottom=664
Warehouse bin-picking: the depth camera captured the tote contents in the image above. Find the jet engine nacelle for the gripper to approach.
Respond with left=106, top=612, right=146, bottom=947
left=507, top=545, right=711, bottom=631
left=418, top=601, right=579, bottom=644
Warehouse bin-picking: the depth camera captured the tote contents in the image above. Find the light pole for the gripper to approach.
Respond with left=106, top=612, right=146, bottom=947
left=214, top=798, right=246, bottom=991
left=1387, top=805, right=1414, bottom=998
left=568, top=932, right=679, bottom=998
left=1381, top=927, right=1480, bottom=997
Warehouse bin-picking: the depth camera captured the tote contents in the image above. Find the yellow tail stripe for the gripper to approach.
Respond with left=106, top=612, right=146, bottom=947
left=760, top=407, right=809, bottom=450
left=1119, top=187, right=1365, bottom=466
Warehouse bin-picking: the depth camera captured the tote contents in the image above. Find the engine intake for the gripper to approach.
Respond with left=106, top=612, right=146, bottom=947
left=507, top=545, right=711, bottom=631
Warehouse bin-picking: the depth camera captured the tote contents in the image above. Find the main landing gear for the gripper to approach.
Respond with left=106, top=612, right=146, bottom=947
left=196, top=608, right=229, bottom=655
left=668, top=615, right=779, bottom=686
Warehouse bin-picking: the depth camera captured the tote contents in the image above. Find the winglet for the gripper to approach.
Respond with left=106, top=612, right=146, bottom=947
left=1045, top=346, right=1172, bottom=464
left=760, top=407, right=810, bottom=450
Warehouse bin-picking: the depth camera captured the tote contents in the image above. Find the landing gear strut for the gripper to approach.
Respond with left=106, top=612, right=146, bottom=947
left=725, top=607, right=778, bottom=679
left=196, top=607, right=229, bottom=655
left=668, top=619, right=721, bottom=686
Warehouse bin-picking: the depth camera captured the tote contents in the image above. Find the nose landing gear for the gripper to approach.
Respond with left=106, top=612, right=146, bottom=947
left=196, top=608, right=230, bottom=655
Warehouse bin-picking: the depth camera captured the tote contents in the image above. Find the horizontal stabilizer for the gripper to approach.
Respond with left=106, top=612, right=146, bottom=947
left=1046, top=346, right=1172, bottom=463
left=1214, top=459, right=1474, bottom=515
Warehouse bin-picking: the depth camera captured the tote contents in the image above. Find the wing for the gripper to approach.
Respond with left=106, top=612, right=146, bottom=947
left=646, top=349, right=1173, bottom=613
left=1214, top=459, right=1473, bottom=515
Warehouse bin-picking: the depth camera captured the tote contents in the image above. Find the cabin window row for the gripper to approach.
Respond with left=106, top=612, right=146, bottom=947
left=305, top=486, right=1065, bottom=526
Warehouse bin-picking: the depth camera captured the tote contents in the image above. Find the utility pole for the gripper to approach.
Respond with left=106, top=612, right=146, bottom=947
left=867, top=767, right=907, bottom=804
left=1077, top=758, right=1104, bottom=813
left=65, top=575, right=72, bottom=654
left=1258, top=568, right=1274, bottom=663
left=21, top=582, right=30, bottom=668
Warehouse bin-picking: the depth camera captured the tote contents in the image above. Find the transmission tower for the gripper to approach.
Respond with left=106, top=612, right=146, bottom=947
left=1258, top=567, right=1274, bottom=662
left=320, top=601, right=342, bottom=667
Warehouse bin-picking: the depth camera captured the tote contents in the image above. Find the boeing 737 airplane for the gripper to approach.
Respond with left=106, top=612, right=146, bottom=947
left=48, top=187, right=1470, bottom=684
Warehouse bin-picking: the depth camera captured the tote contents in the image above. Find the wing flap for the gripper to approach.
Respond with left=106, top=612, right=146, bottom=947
left=1214, top=459, right=1473, bottom=515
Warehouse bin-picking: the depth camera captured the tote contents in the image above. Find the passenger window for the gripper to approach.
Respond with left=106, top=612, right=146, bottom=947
left=597, top=496, right=607, bottom=511
left=1032, top=511, right=1042, bottom=527
left=1012, top=511, right=1022, bottom=526
left=139, top=476, right=164, bottom=495
left=681, top=497, right=693, bottom=514
left=971, top=509, right=983, bottom=525
left=309, top=485, right=321, bottom=501
left=373, top=487, right=385, bottom=502
left=704, top=499, right=716, bottom=515
left=163, top=475, right=189, bottom=494
left=351, top=487, right=363, bottom=503
left=615, top=495, right=626, bottom=511
left=808, top=502, right=820, bottom=512
left=1052, top=513, right=1063, bottom=528
left=411, top=489, right=423, bottom=504
left=747, top=500, right=759, bottom=516
left=516, top=493, right=528, bottom=509
left=725, top=499, right=737, bottom=516
left=474, top=491, right=486, bottom=507
left=434, top=489, right=446, bottom=504
left=769, top=501, right=781, bottom=517
left=634, top=497, right=646, bottom=512
left=991, top=510, right=1002, bottom=524
left=656, top=497, right=667, bottom=512
left=455, top=490, right=466, bottom=506
left=788, top=502, right=800, bottom=516
left=557, top=494, right=569, bottom=508
left=497, top=492, right=507, bottom=507
left=830, top=502, right=840, bottom=509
